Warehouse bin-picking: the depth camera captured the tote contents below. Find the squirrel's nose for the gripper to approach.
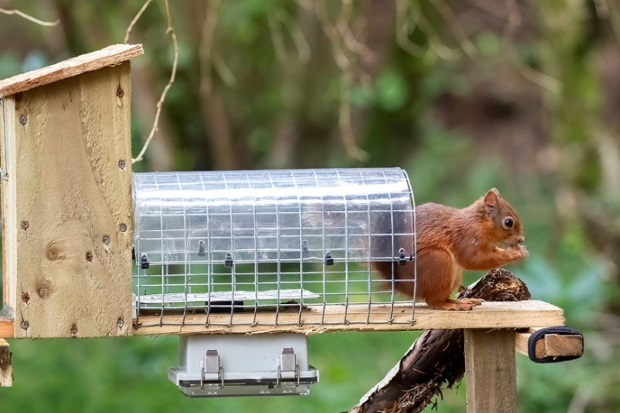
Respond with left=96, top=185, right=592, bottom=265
left=517, top=235, right=525, bottom=244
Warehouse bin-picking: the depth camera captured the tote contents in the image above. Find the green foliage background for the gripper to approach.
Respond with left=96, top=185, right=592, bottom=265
left=2, top=1, right=620, bottom=412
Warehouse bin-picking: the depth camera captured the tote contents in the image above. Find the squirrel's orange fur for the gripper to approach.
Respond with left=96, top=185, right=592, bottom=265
left=374, top=188, right=528, bottom=311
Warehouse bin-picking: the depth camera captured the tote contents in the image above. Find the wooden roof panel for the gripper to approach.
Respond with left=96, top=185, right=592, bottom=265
left=0, top=44, right=143, bottom=98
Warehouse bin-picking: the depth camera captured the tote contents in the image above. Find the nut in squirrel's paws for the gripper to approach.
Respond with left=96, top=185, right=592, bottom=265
left=495, top=242, right=529, bottom=259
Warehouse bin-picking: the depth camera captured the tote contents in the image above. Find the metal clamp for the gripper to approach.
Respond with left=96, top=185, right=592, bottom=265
left=324, top=251, right=334, bottom=266
left=201, top=349, right=224, bottom=387
left=139, top=253, right=150, bottom=270
left=277, top=347, right=300, bottom=386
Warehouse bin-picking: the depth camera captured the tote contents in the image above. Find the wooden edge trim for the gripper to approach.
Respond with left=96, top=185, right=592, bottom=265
left=0, top=44, right=144, bottom=98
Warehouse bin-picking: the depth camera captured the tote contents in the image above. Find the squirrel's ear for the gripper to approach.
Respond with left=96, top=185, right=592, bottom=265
left=484, top=188, right=500, bottom=208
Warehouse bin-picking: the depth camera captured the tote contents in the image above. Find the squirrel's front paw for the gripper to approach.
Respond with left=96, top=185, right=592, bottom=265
left=496, top=243, right=529, bottom=261
left=511, top=244, right=529, bottom=260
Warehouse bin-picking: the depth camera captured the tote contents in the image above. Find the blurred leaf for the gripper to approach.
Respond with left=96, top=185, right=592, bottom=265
left=375, top=69, right=408, bottom=111
left=475, top=31, right=502, bottom=56
left=0, top=53, right=22, bottom=78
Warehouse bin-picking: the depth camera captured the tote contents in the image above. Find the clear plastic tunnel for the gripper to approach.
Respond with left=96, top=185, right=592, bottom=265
left=132, top=168, right=416, bottom=327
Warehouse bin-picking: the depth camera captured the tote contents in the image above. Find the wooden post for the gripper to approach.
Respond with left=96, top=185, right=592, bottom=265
left=465, top=329, right=517, bottom=413
left=0, top=45, right=143, bottom=338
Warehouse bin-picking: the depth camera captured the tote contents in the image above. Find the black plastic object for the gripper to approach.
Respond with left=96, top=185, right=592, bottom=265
left=528, top=326, right=583, bottom=363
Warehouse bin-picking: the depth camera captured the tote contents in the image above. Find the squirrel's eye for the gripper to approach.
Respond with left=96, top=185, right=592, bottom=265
left=503, top=217, right=514, bottom=229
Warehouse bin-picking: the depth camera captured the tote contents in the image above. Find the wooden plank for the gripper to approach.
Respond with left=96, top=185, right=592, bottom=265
left=515, top=328, right=584, bottom=359
left=1, top=97, right=18, bottom=315
left=0, top=339, right=12, bottom=387
left=0, top=44, right=143, bottom=98
left=515, top=328, right=533, bottom=357
left=545, top=334, right=583, bottom=357
left=465, top=329, right=517, bottom=413
left=133, top=300, right=565, bottom=336
left=6, top=63, right=134, bottom=338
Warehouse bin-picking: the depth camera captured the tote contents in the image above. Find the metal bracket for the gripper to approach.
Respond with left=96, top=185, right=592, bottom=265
left=324, top=251, right=334, bottom=266
left=398, top=248, right=407, bottom=265
left=277, top=347, right=300, bottom=386
left=224, top=253, right=233, bottom=267
left=139, top=252, right=150, bottom=269
left=201, top=349, right=224, bottom=387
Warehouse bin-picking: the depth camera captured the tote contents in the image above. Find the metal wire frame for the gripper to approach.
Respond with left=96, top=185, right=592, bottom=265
left=132, top=168, right=417, bottom=328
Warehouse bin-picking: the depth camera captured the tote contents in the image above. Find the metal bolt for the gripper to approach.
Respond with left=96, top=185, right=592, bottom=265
left=116, top=86, right=124, bottom=98
left=118, top=159, right=126, bottom=170
left=102, top=235, right=110, bottom=245
left=20, top=220, right=29, bottom=230
left=19, top=115, right=27, bottom=125
left=21, top=320, right=29, bottom=330
left=119, top=223, right=127, bottom=233
left=21, top=292, right=30, bottom=303
left=116, top=318, right=124, bottom=328
left=86, top=251, right=93, bottom=262
left=70, top=323, right=78, bottom=336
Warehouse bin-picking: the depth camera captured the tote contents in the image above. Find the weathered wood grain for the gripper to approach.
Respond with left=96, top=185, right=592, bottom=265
left=133, top=300, right=565, bottom=336
left=3, top=63, right=134, bottom=338
left=0, top=97, right=17, bottom=315
left=465, top=329, right=517, bottom=413
left=0, top=44, right=143, bottom=98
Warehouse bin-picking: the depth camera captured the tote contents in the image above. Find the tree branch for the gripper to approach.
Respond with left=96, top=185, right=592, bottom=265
left=0, top=7, right=59, bottom=26
left=132, top=0, right=178, bottom=164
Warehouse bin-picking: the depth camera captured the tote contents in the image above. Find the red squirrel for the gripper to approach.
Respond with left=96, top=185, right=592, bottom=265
left=373, top=188, right=528, bottom=311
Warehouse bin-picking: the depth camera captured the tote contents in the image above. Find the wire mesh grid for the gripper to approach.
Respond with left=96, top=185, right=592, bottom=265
left=132, top=168, right=417, bottom=328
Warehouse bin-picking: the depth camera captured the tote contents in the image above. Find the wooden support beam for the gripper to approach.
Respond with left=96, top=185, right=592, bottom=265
left=0, top=339, right=12, bottom=387
left=515, top=327, right=584, bottom=360
left=465, top=329, right=517, bottom=413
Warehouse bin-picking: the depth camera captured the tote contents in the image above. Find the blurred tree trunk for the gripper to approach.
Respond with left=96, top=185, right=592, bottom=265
left=536, top=1, right=620, bottom=290
left=187, top=1, right=239, bottom=171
